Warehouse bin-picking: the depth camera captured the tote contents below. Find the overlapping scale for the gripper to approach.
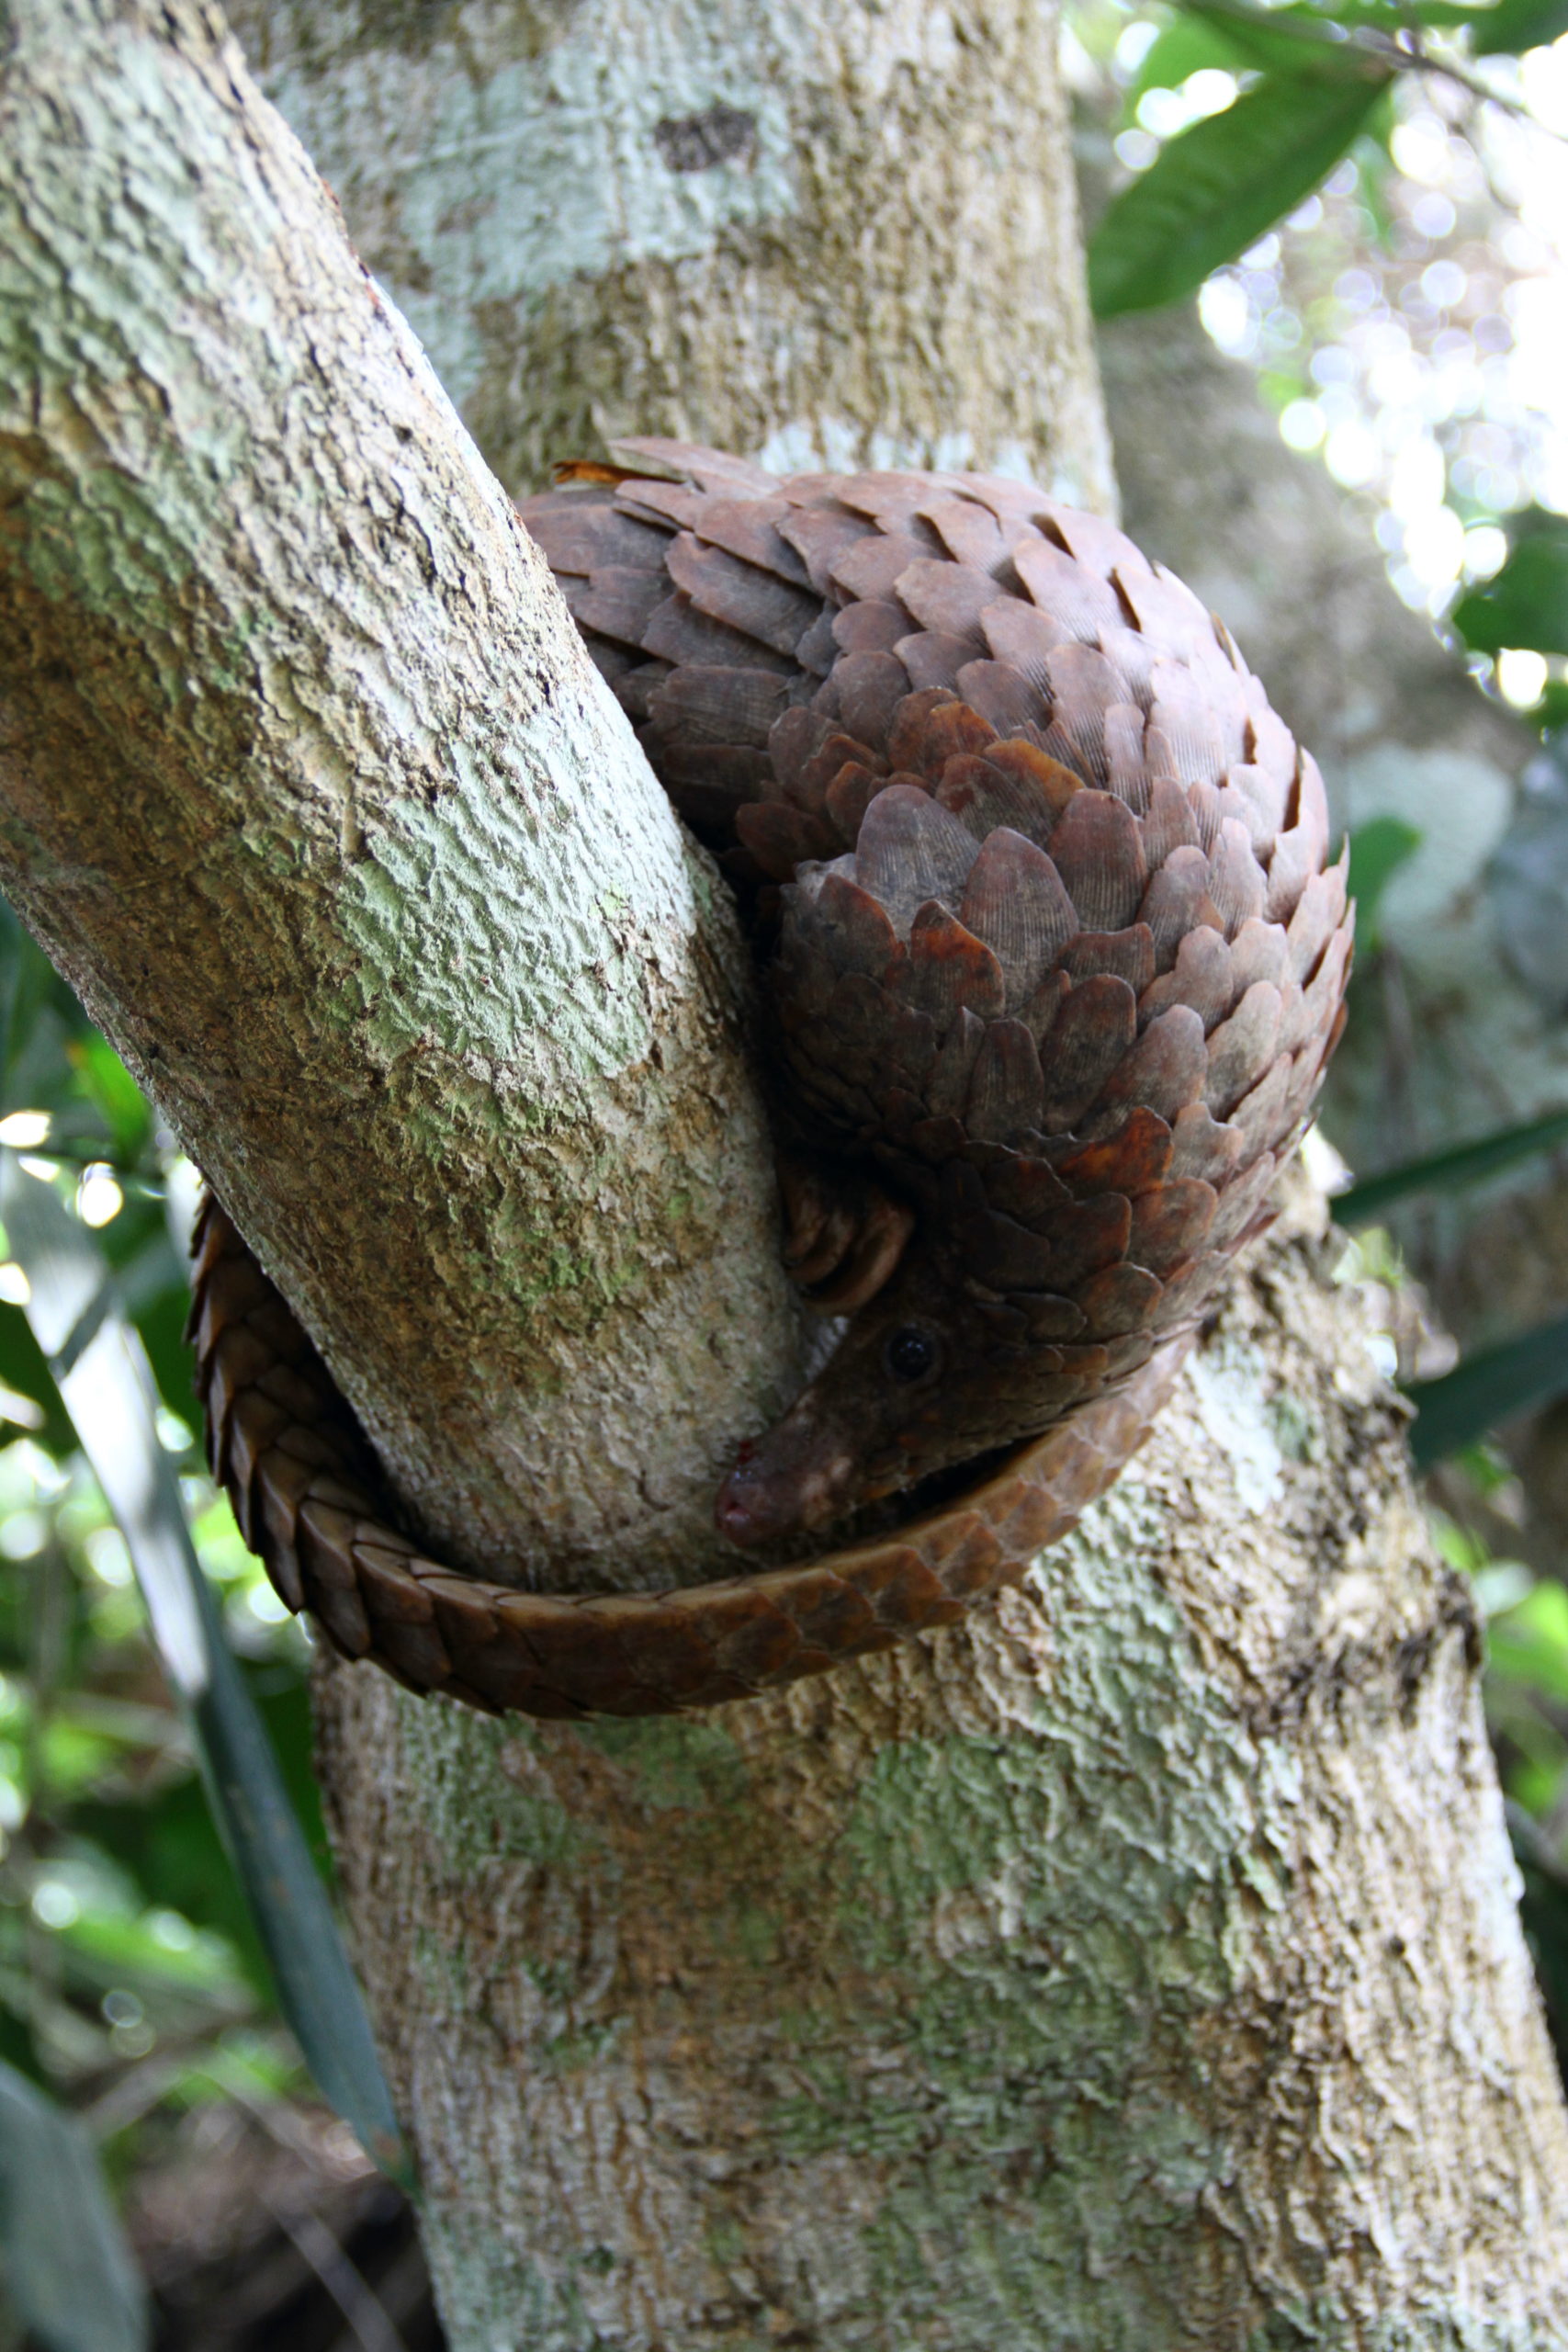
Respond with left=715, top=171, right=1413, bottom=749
left=192, top=444, right=1355, bottom=1721
left=514, top=439, right=1352, bottom=1529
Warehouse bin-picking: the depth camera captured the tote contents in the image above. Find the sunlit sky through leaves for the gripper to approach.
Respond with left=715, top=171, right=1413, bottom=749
left=1071, top=8, right=1568, bottom=705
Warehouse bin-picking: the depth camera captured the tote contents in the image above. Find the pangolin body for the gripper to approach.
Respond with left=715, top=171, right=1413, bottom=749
left=523, top=441, right=1351, bottom=1541
left=189, top=441, right=1352, bottom=1717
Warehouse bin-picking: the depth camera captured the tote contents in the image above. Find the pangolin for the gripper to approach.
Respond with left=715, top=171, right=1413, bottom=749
left=188, top=440, right=1352, bottom=1718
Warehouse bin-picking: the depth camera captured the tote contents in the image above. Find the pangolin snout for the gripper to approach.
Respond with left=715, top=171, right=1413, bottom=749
left=715, top=1431, right=861, bottom=1547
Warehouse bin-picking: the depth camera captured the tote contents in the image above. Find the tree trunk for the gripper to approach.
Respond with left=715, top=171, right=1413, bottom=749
left=223, top=0, right=1116, bottom=512
left=5, top=2, right=1568, bottom=2343
left=318, top=1193, right=1568, bottom=2346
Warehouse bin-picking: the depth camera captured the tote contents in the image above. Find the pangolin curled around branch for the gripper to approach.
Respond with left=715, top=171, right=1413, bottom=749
left=188, top=440, right=1352, bottom=1719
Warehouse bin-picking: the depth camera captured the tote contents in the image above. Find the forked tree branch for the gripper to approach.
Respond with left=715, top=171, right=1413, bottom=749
left=6, top=3, right=1568, bottom=2338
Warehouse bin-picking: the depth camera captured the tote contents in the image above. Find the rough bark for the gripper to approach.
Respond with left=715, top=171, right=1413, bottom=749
left=321, top=1197, right=1568, bottom=2346
left=0, top=0, right=807, bottom=1586
left=4, top=1, right=1567, bottom=2343
left=220, top=0, right=1115, bottom=511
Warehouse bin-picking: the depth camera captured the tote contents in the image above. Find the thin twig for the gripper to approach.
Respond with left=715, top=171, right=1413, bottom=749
left=263, top=2197, right=408, bottom=2352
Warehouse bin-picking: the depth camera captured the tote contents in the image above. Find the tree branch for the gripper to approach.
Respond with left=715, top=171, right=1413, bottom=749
left=0, top=0, right=807, bottom=1584
left=8, top=0, right=1568, bottom=2335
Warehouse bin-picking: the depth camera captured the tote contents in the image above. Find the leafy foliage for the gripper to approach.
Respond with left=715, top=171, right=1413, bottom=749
left=1339, top=508, right=1568, bottom=1478
left=1087, top=0, right=1556, bottom=318
left=1406, top=1311, right=1568, bottom=1465
left=1467, top=0, right=1568, bottom=54
left=1089, top=64, right=1392, bottom=317
left=1429, top=1505, right=1568, bottom=1834
left=1450, top=507, right=1568, bottom=657
left=0, top=1158, right=406, bottom=2182
left=0, top=2058, right=148, bottom=2352
left=0, top=903, right=410, bottom=2338
left=1333, top=1107, right=1568, bottom=1225
left=1344, top=815, right=1423, bottom=952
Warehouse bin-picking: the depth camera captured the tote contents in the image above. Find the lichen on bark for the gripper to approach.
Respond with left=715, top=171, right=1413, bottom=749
left=226, top=0, right=1114, bottom=506
left=319, top=1219, right=1568, bottom=2347
left=0, top=0, right=807, bottom=1585
left=4, top=0, right=1568, bottom=2341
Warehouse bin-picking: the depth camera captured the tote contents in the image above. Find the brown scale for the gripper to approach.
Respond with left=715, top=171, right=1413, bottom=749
left=189, top=440, right=1353, bottom=1716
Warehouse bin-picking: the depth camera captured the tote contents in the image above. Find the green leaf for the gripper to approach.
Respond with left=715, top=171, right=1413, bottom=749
left=1345, top=813, right=1421, bottom=947
left=0, top=905, right=63, bottom=1097
left=1089, top=66, right=1393, bottom=318
left=0, top=902, right=159, bottom=1185
left=0, top=1298, right=73, bottom=1455
left=0, top=2058, right=147, bottom=2352
left=1461, top=0, right=1568, bottom=51
left=1488, top=1584, right=1568, bottom=1705
left=1179, top=0, right=1375, bottom=74
left=1334, top=1107, right=1568, bottom=1225
left=1280, top=0, right=1553, bottom=32
left=1322, top=0, right=1494, bottom=24
left=1125, top=0, right=1371, bottom=105
left=0, top=1156, right=411, bottom=2185
left=1525, top=680, right=1568, bottom=735
left=74, top=1674, right=327, bottom=2000
left=64, top=1039, right=150, bottom=1165
left=126, top=1276, right=205, bottom=1432
left=55, top=1905, right=244, bottom=1999
left=1127, top=17, right=1246, bottom=106
left=1451, top=508, right=1568, bottom=657
left=1406, top=1309, right=1568, bottom=1468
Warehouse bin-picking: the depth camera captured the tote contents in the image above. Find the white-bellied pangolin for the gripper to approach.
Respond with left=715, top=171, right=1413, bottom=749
left=187, top=440, right=1352, bottom=1720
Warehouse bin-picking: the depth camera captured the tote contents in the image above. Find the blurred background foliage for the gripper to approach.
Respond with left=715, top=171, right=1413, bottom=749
left=0, top=916, right=433, bottom=2348
left=11, top=0, right=1568, bottom=2339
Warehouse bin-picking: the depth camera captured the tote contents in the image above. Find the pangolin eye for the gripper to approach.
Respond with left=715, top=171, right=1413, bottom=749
left=886, top=1327, right=938, bottom=1383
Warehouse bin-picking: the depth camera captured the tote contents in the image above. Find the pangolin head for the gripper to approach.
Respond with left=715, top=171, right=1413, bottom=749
left=714, top=1247, right=1110, bottom=1547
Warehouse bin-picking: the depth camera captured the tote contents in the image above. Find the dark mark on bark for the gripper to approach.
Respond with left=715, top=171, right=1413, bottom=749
left=653, top=107, right=758, bottom=175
